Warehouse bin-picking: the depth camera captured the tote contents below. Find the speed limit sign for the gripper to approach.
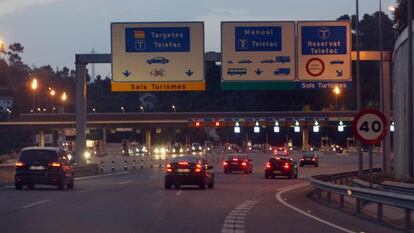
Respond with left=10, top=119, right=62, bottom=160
left=352, top=109, right=388, bottom=145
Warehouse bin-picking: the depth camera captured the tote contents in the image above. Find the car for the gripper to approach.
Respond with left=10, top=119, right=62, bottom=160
left=332, top=145, right=344, bottom=154
left=330, top=60, right=344, bottom=65
left=238, top=59, right=252, bottom=64
left=171, top=143, right=185, bottom=154
left=260, top=59, right=275, bottom=63
left=273, top=147, right=288, bottom=156
left=191, top=143, right=203, bottom=152
left=275, top=56, right=290, bottom=63
left=300, top=152, right=319, bottom=167
left=264, top=156, right=298, bottom=179
left=226, top=144, right=241, bottom=152
left=164, top=156, right=214, bottom=189
left=146, top=56, right=169, bottom=64
left=227, top=68, right=247, bottom=76
left=223, top=154, right=253, bottom=174
left=273, top=68, right=290, bottom=75
left=15, top=147, right=75, bottom=190
left=130, top=143, right=148, bottom=156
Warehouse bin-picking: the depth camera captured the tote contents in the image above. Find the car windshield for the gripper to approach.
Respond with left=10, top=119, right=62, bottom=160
left=19, top=150, right=58, bottom=164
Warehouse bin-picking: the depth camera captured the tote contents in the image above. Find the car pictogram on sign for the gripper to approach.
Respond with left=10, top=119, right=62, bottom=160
left=146, top=57, right=169, bottom=65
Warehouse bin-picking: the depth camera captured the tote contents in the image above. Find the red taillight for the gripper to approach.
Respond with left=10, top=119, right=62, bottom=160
left=223, top=161, right=228, bottom=166
left=178, top=161, right=189, bottom=165
left=232, top=158, right=238, bottom=161
left=195, top=163, right=202, bottom=172
left=275, top=157, right=280, bottom=160
left=15, top=162, right=24, bottom=167
left=265, top=162, right=271, bottom=168
left=283, top=163, right=290, bottom=169
left=49, top=162, right=61, bottom=167
left=312, top=158, right=316, bottom=161
left=300, top=158, right=304, bottom=161
left=241, top=162, right=247, bottom=166
left=165, top=163, right=173, bottom=172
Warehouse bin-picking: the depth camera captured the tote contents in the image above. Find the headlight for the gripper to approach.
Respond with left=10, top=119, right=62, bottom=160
left=179, top=148, right=183, bottom=153
left=136, top=148, right=139, bottom=152
left=192, top=147, right=195, bottom=150
left=154, top=148, right=159, bottom=153
left=172, top=149, right=176, bottom=153
left=67, top=154, right=72, bottom=160
left=84, top=151, right=91, bottom=159
left=122, top=150, right=125, bottom=153
left=228, top=147, right=231, bottom=150
left=161, top=148, right=166, bottom=153
left=143, top=147, right=147, bottom=152
left=198, top=146, right=202, bottom=150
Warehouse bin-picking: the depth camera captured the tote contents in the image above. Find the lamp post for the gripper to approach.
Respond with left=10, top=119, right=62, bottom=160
left=49, top=89, right=56, bottom=112
left=61, top=92, right=67, bottom=113
left=333, top=86, right=341, bottom=111
left=30, top=78, right=38, bottom=112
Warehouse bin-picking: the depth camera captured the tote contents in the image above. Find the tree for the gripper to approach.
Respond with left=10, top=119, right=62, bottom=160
left=7, top=43, right=24, bottom=66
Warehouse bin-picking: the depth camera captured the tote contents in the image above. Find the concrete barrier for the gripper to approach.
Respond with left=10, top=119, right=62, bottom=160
left=0, top=164, right=15, bottom=185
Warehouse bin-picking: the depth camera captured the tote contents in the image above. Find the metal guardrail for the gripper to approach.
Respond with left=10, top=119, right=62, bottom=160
left=310, top=169, right=414, bottom=230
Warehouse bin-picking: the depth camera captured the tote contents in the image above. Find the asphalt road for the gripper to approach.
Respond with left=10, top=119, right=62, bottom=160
left=0, top=152, right=397, bottom=233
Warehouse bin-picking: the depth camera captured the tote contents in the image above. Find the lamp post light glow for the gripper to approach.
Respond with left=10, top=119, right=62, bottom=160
left=388, top=5, right=395, bottom=12
left=171, top=105, right=176, bottom=112
left=139, top=105, right=144, bottom=112
left=274, top=121, right=280, bottom=133
left=254, top=121, right=260, bottom=133
left=61, top=92, right=67, bottom=113
left=390, top=121, right=395, bottom=132
left=294, top=121, right=300, bottom=133
left=338, top=121, right=345, bottom=132
left=313, top=121, right=320, bottom=133
left=333, top=86, right=341, bottom=111
left=31, top=78, right=38, bottom=111
left=49, top=89, right=55, bottom=112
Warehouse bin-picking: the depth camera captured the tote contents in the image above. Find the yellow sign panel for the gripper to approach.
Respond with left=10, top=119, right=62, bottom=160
left=111, top=82, right=205, bottom=92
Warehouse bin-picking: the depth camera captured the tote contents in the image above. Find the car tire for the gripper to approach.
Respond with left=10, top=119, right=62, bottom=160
left=315, top=163, right=319, bottom=167
left=244, top=170, right=249, bottom=174
left=164, top=182, right=172, bottom=189
left=57, top=182, right=65, bottom=190
left=265, top=174, right=270, bottom=179
left=249, top=169, right=253, bottom=174
left=67, top=179, right=74, bottom=189
left=199, top=181, right=205, bottom=190
left=15, top=183, right=23, bottom=190
left=208, top=181, right=214, bottom=189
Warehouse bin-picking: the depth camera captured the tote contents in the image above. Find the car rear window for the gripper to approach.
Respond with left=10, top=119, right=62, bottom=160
left=19, top=150, right=59, bottom=164
left=227, top=155, right=246, bottom=160
left=269, top=157, right=291, bottom=164
left=302, top=153, right=315, bottom=158
left=171, top=157, right=199, bottom=164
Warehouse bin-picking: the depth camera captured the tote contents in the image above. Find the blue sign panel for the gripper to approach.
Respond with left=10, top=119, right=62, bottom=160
left=235, top=26, right=282, bottom=52
left=301, top=26, right=347, bottom=55
left=125, top=27, right=190, bottom=52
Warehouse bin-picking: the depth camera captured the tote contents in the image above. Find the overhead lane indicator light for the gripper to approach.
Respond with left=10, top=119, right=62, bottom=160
left=254, top=121, right=260, bottom=133
left=234, top=121, right=241, bottom=133
left=313, top=121, right=320, bottom=133
left=274, top=121, right=280, bottom=133
left=294, top=121, right=300, bottom=133
left=338, top=121, right=345, bottom=132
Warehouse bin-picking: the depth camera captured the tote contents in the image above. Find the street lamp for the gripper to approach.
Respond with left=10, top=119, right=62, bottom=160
left=333, top=86, right=341, bottom=110
left=139, top=105, right=144, bottom=112
left=61, top=92, right=67, bottom=113
left=49, top=89, right=55, bottom=112
left=171, top=105, right=176, bottom=112
left=30, top=78, right=38, bottom=112
left=388, top=5, right=395, bottom=12
left=121, top=106, right=125, bottom=113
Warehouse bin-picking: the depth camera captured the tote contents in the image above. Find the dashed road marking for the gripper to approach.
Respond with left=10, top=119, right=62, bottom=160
left=275, top=182, right=356, bottom=233
left=75, top=171, right=129, bottom=180
left=22, top=199, right=49, bottom=209
left=221, top=200, right=258, bottom=233
left=176, top=191, right=182, bottom=196
left=117, top=180, right=133, bottom=185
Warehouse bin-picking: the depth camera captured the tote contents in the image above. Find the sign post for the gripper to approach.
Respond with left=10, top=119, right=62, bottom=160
left=111, top=22, right=205, bottom=92
left=352, top=109, right=388, bottom=183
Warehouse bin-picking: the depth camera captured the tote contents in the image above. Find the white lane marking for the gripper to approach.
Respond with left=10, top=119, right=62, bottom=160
left=275, top=182, right=356, bottom=233
left=75, top=171, right=129, bottom=180
left=117, top=180, right=133, bottom=185
left=221, top=200, right=258, bottom=233
left=0, top=185, right=13, bottom=190
left=77, top=190, right=89, bottom=193
left=176, top=191, right=182, bottom=196
left=22, top=199, right=49, bottom=209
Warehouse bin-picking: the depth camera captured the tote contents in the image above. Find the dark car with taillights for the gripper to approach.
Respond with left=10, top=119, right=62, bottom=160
left=164, top=156, right=214, bottom=189
left=15, top=147, right=75, bottom=190
left=300, top=152, right=319, bottom=167
left=223, top=154, right=253, bottom=174
left=264, top=156, right=298, bottom=179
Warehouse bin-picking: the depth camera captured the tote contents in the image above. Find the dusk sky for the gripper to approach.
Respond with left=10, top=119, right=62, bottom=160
left=0, top=0, right=396, bottom=77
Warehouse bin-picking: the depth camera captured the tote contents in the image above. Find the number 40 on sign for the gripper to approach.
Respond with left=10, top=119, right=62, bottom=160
left=352, top=109, right=388, bottom=145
